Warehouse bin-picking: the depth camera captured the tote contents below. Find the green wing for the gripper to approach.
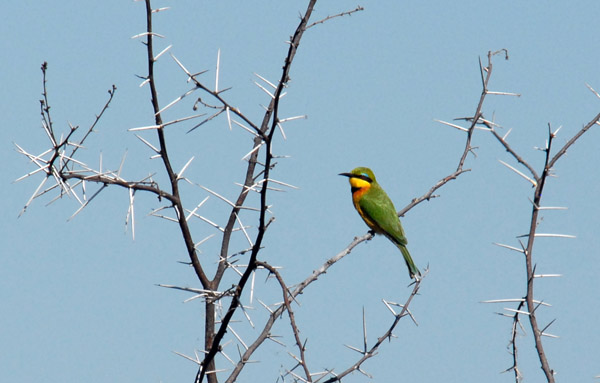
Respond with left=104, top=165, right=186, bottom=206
left=358, top=187, right=407, bottom=246
left=358, top=186, right=420, bottom=278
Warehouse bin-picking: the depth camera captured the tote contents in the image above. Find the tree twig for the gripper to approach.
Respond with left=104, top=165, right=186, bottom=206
left=306, top=5, right=364, bottom=29
left=257, top=261, right=312, bottom=383
left=321, top=277, right=424, bottom=383
left=488, top=102, right=600, bottom=383
left=195, top=1, right=318, bottom=382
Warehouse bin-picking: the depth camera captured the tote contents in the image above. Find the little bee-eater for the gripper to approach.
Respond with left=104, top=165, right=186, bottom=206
left=339, top=167, right=420, bottom=279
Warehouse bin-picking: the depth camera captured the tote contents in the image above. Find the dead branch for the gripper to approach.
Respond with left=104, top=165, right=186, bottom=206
left=484, top=95, right=600, bottom=383
left=306, top=5, right=364, bottom=29
left=321, top=277, right=424, bottom=383
left=195, top=1, right=319, bottom=382
left=405, top=50, right=510, bottom=217
left=257, top=261, right=312, bottom=383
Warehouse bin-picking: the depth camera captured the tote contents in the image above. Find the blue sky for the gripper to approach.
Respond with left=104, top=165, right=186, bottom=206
left=3, top=1, right=600, bottom=382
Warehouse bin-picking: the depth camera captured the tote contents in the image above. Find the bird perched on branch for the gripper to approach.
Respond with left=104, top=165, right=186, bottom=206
left=339, top=167, right=420, bottom=279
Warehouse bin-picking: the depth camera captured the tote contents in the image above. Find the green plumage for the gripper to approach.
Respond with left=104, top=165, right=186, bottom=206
left=340, top=167, right=420, bottom=279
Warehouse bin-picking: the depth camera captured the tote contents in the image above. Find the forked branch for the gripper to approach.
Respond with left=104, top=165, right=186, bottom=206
left=485, top=98, right=600, bottom=383
left=195, top=1, right=318, bottom=382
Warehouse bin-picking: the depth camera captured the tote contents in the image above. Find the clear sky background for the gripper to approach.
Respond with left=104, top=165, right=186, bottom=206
left=2, top=1, right=600, bottom=382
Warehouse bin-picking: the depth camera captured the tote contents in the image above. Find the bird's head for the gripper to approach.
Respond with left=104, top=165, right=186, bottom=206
left=339, top=167, right=376, bottom=190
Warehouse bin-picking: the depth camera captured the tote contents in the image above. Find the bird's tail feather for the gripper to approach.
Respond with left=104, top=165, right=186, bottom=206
left=397, top=243, right=420, bottom=279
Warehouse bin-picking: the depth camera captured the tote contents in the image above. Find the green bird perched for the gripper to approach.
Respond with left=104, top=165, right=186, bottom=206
left=339, top=167, right=420, bottom=279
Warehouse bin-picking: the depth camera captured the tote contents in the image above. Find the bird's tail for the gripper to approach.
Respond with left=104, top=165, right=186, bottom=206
left=396, top=243, right=421, bottom=279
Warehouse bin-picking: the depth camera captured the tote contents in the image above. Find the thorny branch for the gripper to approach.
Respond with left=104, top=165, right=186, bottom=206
left=257, top=261, right=312, bottom=383
left=482, top=96, right=600, bottom=382
left=224, top=236, right=422, bottom=383
left=20, top=2, right=383, bottom=382
left=398, top=50, right=509, bottom=218
left=437, top=48, right=596, bottom=381
left=306, top=5, right=364, bottom=29
left=196, top=1, right=318, bottom=382
left=15, top=63, right=119, bottom=217
left=397, top=169, right=468, bottom=217
left=457, top=49, right=509, bottom=171
left=321, top=278, right=424, bottom=383
left=506, top=299, right=526, bottom=382
left=265, top=50, right=509, bottom=380
left=22, top=0, right=599, bottom=381
left=142, top=0, right=212, bottom=295
left=224, top=52, right=512, bottom=382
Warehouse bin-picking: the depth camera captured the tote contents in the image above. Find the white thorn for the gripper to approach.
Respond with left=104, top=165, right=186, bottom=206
left=585, top=83, right=600, bottom=100
left=343, top=344, right=365, bottom=354
left=194, top=233, right=216, bottom=250
left=227, top=325, right=248, bottom=350
left=541, top=332, right=559, bottom=338
left=231, top=119, right=258, bottom=137
left=215, top=49, right=221, bottom=92
left=254, top=81, right=275, bottom=99
left=152, top=7, right=171, bottom=13
left=170, top=53, right=193, bottom=77
left=186, top=196, right=210, bottom=221
left=534, top=274, right=562, bottom=278
left=434, top=119, right=467, bottom=132
left=200, top=185, right=235, bottom=208
left=487, top=91, right=521, bottom=97
left=127, top=187, right=136, bottom=240
left=503, top=308, right=531, bottom=315
left=279, top=115, right=307, bottom=123
left=498, top=159, right=537, bottom=186
left=156, top=88, right=197, bottom=116
left=241, top=142, right=263, bottom=161
left=154, top=44, right=172, bottom=60
left=177, top=156, right=195, bottom=180
left=131, top=31, right=165, bottom=39
left=134, top=134, right=160, bottom=154
left=254, top=72, right=277, bottom=89
left=226, top=107, right=232, bottom=131
left=533, top=233, right=576, bottom=239
left=492, top=242, right=525, bottom=253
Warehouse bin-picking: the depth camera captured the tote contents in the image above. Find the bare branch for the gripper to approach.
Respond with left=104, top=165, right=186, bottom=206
left=257, top=261, right=312, bottom=383
left=484, top=121, right=539, bottom=180
left=397, top=168, right=469, bottom=217
left=490, top=109, right=600, bottom=382
left=412, top=51, right=510, bottom=217
left=548, top=111, right=600, bottom=169
left=321, top=277, right=425, bottom=383
left=197, top=2, right=319, bottom=382
left=306, top=5, right=364, bottom=29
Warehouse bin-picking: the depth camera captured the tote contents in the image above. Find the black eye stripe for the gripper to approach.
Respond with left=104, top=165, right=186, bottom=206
left=354, top=174, right=373, bottom=183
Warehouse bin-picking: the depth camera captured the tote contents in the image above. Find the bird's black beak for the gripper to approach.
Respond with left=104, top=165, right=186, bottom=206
left=338, top=173, right=352, bottom=178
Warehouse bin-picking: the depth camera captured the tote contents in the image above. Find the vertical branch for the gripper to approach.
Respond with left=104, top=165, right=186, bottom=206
left=525, top=114, right=600, bottom=381
left=489, top=111, right=600, bottom=382
left=507, top=300, right=525, bottom=382
left=521, top=126, right=554, bottom=382
left=257, top=261, right=312, bottom=383
left=143, top=2, right=216, bottom=379
left=405, top=50, right=510, bottom=215
left=142, top=0, right=209, bottom=289
left=40, top=62, right=56, bottom=144
left=195, top=1, right=318, bottom=382
left=456, top=51, right=489, bottom=170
